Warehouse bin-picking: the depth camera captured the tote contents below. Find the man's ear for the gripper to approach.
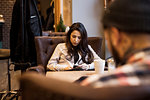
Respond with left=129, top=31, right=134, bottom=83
left=110, top=27, right=121, bottom=46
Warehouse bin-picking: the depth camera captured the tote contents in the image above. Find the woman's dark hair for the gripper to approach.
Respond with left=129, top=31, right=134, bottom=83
left=66, top=22, right=94, bottom=64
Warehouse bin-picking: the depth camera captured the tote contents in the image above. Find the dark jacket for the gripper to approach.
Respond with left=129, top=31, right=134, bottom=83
left=10, top=0, right=42, bottom=67
left=44, top=3, right=54, bottom=31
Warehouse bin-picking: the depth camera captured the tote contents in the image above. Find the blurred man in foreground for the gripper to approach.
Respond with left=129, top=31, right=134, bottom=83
left=79, top=0, right=150, bottom=87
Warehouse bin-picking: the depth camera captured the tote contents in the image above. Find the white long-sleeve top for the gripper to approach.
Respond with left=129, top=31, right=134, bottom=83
left=47, top=43, right=105, bottom=71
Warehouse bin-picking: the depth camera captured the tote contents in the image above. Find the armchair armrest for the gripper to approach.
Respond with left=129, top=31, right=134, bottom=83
left=26, top=65, right=45, bottom=75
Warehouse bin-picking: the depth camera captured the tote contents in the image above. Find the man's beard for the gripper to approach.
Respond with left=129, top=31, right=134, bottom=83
left=106, top=30, right=124, bottom=67
left=106, top=30, right=134, bottom=67
left=109, top=40, right=134, bottom=67
left=110, top=43, right=122, bottom=67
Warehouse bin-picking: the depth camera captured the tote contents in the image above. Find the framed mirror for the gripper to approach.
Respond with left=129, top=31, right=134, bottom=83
left=104, top=0, right=115, bottom=9
left=37, top=0, right=72, bottom=32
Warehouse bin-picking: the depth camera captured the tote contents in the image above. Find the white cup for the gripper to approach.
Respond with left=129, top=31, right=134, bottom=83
left=94, top=60, right=105, bottom=74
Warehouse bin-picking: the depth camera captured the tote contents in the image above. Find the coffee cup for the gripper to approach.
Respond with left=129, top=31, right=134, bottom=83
left=94, top=60, right=105, bottom=74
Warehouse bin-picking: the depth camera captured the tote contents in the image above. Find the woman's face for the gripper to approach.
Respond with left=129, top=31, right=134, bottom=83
left=70, top=30, right=81, bottom=46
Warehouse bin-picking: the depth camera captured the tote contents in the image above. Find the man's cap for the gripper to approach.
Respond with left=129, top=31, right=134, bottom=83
left=103, top=0, right=150, bottom=33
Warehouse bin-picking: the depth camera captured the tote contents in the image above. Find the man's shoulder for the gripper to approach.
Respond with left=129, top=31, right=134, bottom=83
left=78, top=62, right=150, bottom=87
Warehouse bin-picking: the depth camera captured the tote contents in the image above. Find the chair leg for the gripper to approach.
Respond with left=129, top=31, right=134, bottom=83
left=7, top=59, right=11, bottom=91
left=1, top=59, right=23, bottom=100
left=0, top=90, right=19, bottom=100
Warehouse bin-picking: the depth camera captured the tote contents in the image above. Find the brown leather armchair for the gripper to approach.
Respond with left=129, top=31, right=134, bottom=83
left=27, top=36, right=103, bottom=74
left=35, top=36, right=103, bottom=73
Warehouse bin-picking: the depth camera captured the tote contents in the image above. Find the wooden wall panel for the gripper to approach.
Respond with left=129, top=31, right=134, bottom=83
left=63, top=0, right=72, bottom=26
left=54, top=0, right=61, bottom=31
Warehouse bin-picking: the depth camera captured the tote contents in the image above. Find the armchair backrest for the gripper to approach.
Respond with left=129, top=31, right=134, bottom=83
left=42, top=31, right=67, bottom=36
left=35, top=36, right=103, bottom=70
left=20, top=72, right=150, bottom=100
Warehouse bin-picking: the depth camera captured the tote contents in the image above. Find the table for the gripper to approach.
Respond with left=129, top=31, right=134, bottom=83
left=46, top=71, right=107, bottom=82
left=46, top=71, right=95, bottom=82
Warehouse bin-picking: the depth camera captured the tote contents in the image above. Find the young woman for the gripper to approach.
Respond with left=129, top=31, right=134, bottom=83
left=47, top=22, right=105, bottom=71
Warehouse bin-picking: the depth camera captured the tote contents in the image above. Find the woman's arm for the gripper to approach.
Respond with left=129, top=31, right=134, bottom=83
left=47, top=43, right=73, bottom=71
left=78, top=45, right=105, bottom=70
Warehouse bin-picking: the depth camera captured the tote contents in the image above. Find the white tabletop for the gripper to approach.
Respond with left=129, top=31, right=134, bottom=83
left=46, top=71, right=107, bottom=82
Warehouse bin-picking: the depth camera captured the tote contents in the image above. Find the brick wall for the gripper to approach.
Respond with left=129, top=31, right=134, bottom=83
left=0, top=0, right=15, bottom=48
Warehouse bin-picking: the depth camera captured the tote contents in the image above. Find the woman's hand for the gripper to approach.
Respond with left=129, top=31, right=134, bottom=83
left=77, top=65, right=89, bottom=70
left=55, top=64, right=73, bottom=71
left=64, top=66, right=73, bottom=70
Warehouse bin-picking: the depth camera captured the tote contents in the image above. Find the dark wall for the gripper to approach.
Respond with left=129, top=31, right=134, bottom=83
left=0, top=0, right=15, bottom=48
